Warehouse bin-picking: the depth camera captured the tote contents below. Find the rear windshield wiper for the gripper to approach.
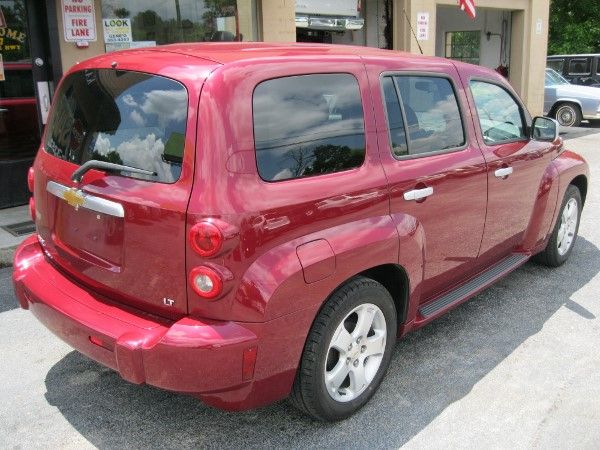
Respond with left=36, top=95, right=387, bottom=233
left=71, top=160, right=156, bottom=183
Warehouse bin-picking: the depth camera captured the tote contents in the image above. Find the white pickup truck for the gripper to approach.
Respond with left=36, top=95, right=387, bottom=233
left=295, top=0, right=364, bottom=31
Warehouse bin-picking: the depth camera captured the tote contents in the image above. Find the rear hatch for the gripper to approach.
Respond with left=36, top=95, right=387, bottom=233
left=34, top=67, right=198, bottom=319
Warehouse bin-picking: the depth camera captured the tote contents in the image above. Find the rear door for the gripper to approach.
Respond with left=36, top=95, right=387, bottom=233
left=369, top=61, right=488, bottom=302
left=35, top=68, right=196, bottom=318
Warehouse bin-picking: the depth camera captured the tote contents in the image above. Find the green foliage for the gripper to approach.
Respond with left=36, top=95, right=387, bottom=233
left=549, top=0, right=600, bottom=54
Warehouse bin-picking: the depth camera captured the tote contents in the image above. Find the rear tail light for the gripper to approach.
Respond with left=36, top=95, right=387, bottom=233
left=27, top=167, right=35, bottom=221
left=189, top=266, right=223, bottom=299
left=27, top=167, right=34, bottom=193
left=189, top=222, right=223, bottom=257
left=29, top=198, right=36, bottom=221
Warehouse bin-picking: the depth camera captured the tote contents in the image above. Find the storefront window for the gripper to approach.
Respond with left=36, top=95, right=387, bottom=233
left=0, top=0, right=30, bottom=62
left=101, top=0, right=259, bottom=51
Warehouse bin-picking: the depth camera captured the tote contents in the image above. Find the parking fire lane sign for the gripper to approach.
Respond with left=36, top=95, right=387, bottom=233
left=62, top=0, right=97, bottom=42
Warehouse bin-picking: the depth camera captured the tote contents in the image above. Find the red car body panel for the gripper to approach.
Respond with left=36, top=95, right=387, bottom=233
left=12, top=43, right=589, bottom=411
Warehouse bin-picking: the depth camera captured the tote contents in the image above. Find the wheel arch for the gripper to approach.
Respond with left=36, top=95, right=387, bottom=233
left=359, top=264, right=410, bottom=327
left=550, top=100, right=583, bottom=118
left=308, top=263, right=411, bottom=334
left=570, top=174, right=588, bottom=205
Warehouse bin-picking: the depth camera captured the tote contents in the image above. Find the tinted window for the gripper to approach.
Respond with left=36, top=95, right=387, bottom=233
left=470, top=81, right=525, bottom=145
left=546, top=59, right=564, bottom=73
left=0, top=68, right=34, bottom=99
left=382, top=75, right=464, bottom=156
left=45, top=69, right=187, bottom=183
left=569, top=58, right=591, bottom=75
left=253, top=74, right=365, bottom=181
left=381, top=77, right=408, bottom=157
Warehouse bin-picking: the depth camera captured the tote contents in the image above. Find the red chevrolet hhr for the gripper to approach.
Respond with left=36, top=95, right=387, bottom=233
left=13, top=43, right=589, bottom=421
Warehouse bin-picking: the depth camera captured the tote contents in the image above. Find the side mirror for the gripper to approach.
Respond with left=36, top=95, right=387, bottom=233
left=531, top=116, right=559, bottom=142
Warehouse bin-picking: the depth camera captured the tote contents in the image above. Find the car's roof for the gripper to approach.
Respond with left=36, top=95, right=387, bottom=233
left=138, top=42, right=442, bottom=65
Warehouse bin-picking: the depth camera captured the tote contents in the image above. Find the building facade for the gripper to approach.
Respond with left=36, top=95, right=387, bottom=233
left=0, top=0, right=550, bottom=208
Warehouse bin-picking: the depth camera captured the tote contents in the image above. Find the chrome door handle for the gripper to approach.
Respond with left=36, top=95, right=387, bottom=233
left=0, top=108, right=8, bottom=113
left=404, top=187, right=433, bottom=201
left=494, top=167, right=513, bottom=178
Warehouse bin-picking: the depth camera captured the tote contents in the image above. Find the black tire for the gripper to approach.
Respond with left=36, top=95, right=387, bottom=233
left=535, top=185, right=582, bottom=267
left=553, top=103, right=582, bottom=127
left=290, top=276, right=396, bottom=421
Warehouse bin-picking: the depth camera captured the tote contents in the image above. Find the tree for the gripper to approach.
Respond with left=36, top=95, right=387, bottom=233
left=548, top=0, right=600, bottom=54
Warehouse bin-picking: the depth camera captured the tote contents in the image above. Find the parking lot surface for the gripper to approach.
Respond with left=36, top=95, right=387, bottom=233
left=1, top=133, right=599, bottom=449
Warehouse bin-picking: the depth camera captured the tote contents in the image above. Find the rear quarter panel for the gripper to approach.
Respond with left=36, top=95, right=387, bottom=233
left=187, top=57, right=402, bottom=323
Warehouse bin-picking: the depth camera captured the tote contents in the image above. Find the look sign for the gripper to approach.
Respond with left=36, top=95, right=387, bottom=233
left=62, top=0, right=97, bottom=42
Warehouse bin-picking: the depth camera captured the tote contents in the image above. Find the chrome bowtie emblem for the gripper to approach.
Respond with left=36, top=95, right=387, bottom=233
left=62, top=188, right=85, bottom=210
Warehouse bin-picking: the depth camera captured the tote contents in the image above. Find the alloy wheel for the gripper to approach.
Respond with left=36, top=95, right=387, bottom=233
left=324, top=303, right=387, bottom=402
left=557, top=197, right=578, bottom=256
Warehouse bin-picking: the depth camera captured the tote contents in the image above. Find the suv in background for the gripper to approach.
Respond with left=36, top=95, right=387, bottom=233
left=13, top=43, right=589, bottom=421
left=547, top=54, right=600, bottom=87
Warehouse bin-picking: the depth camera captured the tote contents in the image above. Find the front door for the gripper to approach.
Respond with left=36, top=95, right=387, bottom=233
left=369, top=62, right=488, bottom=302
left=466, top=76, right=556, bottom=263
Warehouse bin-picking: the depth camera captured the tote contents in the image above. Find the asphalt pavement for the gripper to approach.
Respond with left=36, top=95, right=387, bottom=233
left=0, top=133, right=599, bottom=449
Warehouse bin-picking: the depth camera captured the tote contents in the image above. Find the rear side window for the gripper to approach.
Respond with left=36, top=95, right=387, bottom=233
left=45, top=69, right=188, bottom=183
left=470, top=80, right=526, bottom=145
left=569, top=58, right=591, bottom=75
left=546, top=59, right=564, bottom=73
left=381, top=75, right=465, bottom=157
left=253, top=74, right=365, bottom=182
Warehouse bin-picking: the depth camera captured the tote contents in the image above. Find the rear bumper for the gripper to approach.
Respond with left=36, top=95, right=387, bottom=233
left=12, top=235, right=259, bottom=397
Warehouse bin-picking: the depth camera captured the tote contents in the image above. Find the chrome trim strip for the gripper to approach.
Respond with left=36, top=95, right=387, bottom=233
left=46, top=181, right=125, bottom=218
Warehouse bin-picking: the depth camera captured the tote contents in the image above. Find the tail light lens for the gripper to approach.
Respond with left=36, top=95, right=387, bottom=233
left=189, top=222, right=223, bottom=257
left=29, top=198, right=36, bottom=221
left=27, top=167, right=34, bottom=193
left=189, top=266, right=223, bottom=299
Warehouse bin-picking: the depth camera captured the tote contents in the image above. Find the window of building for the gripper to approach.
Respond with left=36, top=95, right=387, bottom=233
left=253, top=74, right=365, bottom=182
left=547, top=59, right=564, bottom=73
left=445, top=31, right=480, bottom=65
left=0, top=67, right=34, bottom=99
left=381, top=75, right=465, bottom=157
left=569, top=58, right=591, bottom=75
left=101, top=0, right=259, bottom=51
left=470, top=81, right=526, bottom=145
left=0, top=0, right=30, bottom=63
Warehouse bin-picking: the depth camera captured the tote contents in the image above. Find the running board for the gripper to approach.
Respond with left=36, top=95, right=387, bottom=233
left=419, top=253, right=530, bottom=319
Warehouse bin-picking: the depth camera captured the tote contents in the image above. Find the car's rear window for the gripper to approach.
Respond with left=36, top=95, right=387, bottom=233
left=45, top=69, right=188, bottom=183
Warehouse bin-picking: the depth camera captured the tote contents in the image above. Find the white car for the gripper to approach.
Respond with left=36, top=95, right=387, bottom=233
left=544, top=68, right=600, bottom=127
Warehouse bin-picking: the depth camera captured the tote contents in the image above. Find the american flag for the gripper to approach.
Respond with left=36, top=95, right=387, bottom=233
left=458, top=0, right=476, bottom=19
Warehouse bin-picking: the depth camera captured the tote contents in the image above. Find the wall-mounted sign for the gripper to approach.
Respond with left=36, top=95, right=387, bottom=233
left=0, top=54, right=5, bottom=82
left=102, top=18, right=132, bottom=44
left=416, top=12, right=429, bottom=41
left=62, top=0, right=97, bottom=42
